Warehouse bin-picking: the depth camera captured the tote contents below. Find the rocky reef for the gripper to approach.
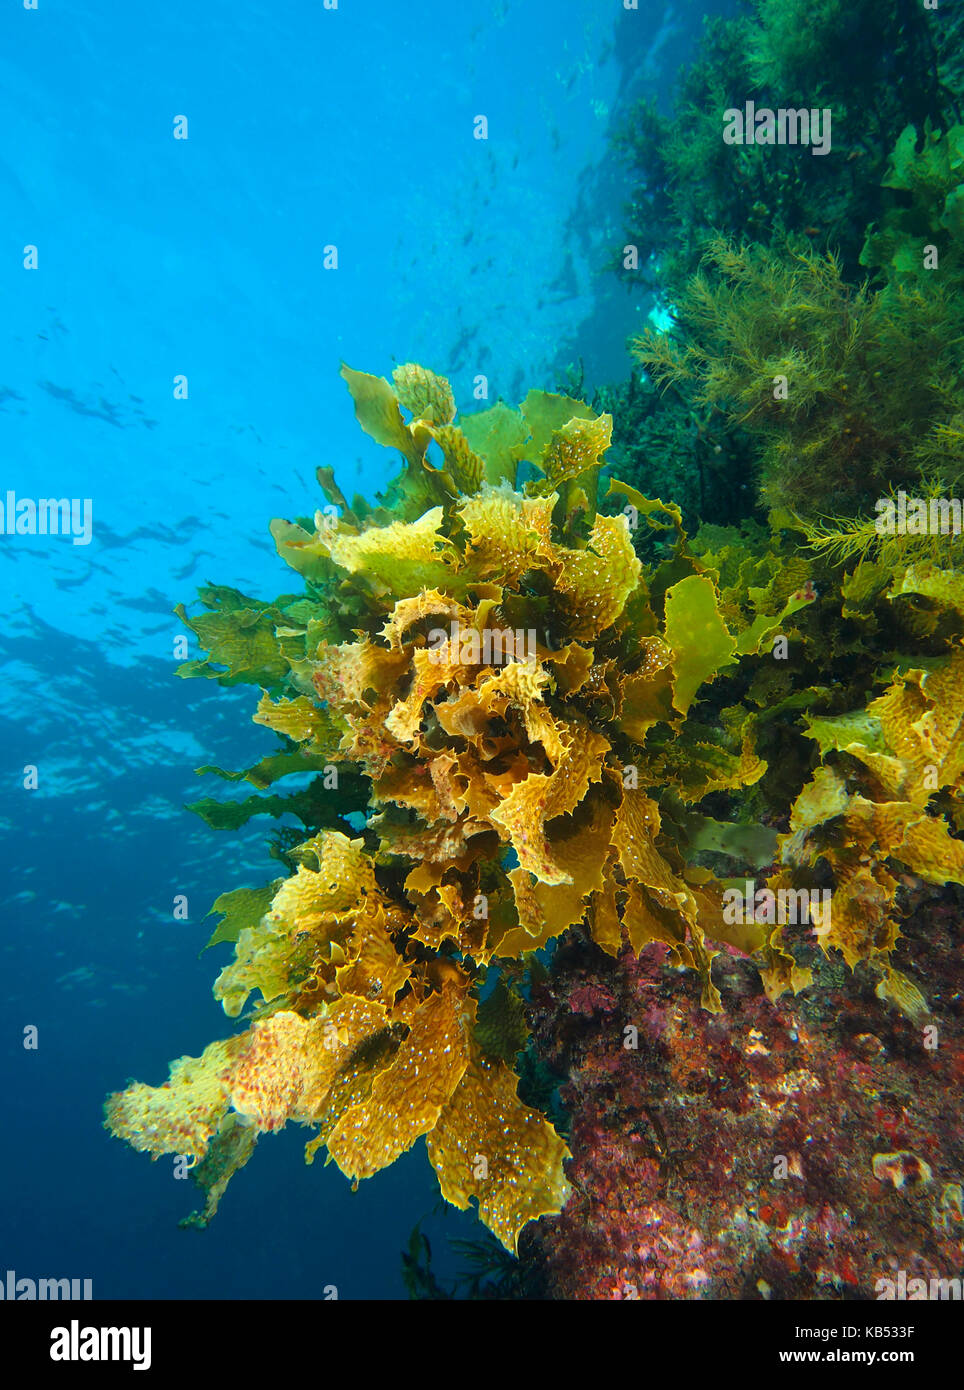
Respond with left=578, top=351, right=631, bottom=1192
left=528, top=889, right=963, bottom=1299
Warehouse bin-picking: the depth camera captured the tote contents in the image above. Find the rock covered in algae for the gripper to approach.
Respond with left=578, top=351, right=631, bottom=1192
left=526, top=888, right=964, bottom=1299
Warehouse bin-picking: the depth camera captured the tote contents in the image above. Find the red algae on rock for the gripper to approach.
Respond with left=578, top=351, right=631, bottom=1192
left=525, top=888, right=964, bottom=1300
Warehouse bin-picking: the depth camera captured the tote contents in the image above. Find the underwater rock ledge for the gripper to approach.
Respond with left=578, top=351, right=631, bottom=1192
left=526, top=889, right=964, bottom=1300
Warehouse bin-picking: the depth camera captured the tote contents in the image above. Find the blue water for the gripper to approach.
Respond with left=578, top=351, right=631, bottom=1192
left=0, top=1, right=706, bottom=1298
